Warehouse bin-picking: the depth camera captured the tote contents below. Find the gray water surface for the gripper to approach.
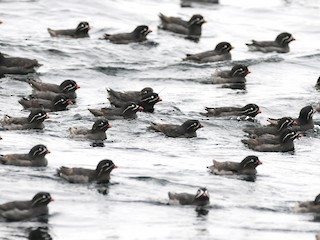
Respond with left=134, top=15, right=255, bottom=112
left=0, top=0, right=320, bottom=239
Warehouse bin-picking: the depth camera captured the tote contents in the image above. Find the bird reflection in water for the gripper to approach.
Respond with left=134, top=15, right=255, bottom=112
left=90, top=141, right=105, bottom=147
left=28, top=227, right=52, bottom=240
left=195, top=206, right=209, bottom=216
left=96, top=184, right=110, bottom=195
left=238, top=175, right=257, bottom=182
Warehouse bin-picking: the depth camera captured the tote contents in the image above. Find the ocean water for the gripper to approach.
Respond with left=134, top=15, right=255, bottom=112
left=0, top=0, right=320, bottom=239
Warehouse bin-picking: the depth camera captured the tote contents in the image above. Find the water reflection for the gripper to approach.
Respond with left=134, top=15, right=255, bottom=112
left=195, top=206, right=209, bottom=216
left=96, top=184, right=109, bottom=195
left=221, top=83, right=246, bottom=91
left=28, top=227, right=52, bottom=240
left=194, top=206, right=210, bottom=238
left=313, top=214, right=320, bottom=222
left=90, top=141, right=105, bottom=147
left=238, top=175, right=257, bottom=182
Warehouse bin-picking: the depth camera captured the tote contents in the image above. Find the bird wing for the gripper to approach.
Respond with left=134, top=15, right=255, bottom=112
left=250, top=143, right=282, bottom=152
left=200, top=53, right=231, bottom=63
left=204, top=107, right=240, bottom=117
left=27, top=80, right=59, bottom=92
left=0, top=154, right=30, bottom=163
left=246, top=40, right=276, bottom=47
left=159, top=13, right=188, bottom=27
left=47, top=29, right=76, bottom=37
left=149, top=123, right=180, bottom=137
left=212, top=160, right=240, bottom=172
left=30, top=91, right=57, bottom=101
left=185, top=50, right=216, bottom=61
left=168, top=192, right=192, bottom=205
left=106, top=33, right=134, bottom=44
left=69, top=127, right=90, bottom=136
left=108, top=96, right=127, bottom=108
left=88, top=108, right=104, bottom=117
left=58, top=167, right=93, bottom=183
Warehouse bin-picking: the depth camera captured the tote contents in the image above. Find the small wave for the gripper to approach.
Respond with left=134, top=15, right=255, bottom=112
left=296, top=52, right=320, bottom=59
left=130, top=176, right=171, bottom=186
left=91, top=66, right=138, bottom=76
left=248, top=205, right=280, bottom=212
left=44, top=49, right=70, bottom=57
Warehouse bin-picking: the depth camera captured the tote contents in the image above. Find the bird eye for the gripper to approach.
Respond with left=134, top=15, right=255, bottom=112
left=42, top=195, right=46, bottom=199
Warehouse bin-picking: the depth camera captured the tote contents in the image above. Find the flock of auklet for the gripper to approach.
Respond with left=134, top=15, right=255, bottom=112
left=0, top=2, right=319, bottom=238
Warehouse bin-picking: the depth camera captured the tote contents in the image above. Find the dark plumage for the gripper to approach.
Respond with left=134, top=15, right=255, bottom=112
left=168, top=188, right=209, bottom=206
left=69, top=119, right=112, bottom=141
left=0, top=52, right=40, bottom=68
left=293, top=106, right=315, bottom=131
left=294, top=194, right=320, bottom=213
left=315, top=76, right=320, bottom=90
left=181, top=0, right=219, bottom=7
left=148, top=119, right=203, bottom=138
left=0, top=144, right=50, bottom=167
left=1, top=109, right=49, bottom=130
left=241, top=129, right=289, bottom=146
left=109, top=92, right=162, bottom=113
left=57, top=159, right=118, bottom=184
left=0, top=192, right=53, bottom=222
left=0, top=66, right=35, bottom=78
left=246, top=32, right=295, bottom=53
left=243, top=117, right=296, bottom=136
left=134, top=92, right=162, bottom=113
left=201, top=103, right=261, bottom=118
left=267, top=106, right=315, bottom=131
left=243, top=128, right=301, bottom=152
left=107, top=87, right=154, bottom=103
left=27, top=79, right=80, bottom=102
left=28, top=227, right=52, bottom=240
left=18, top=95, right=72, bottom=112
left=208, top=156, right=262, bottom=175
left=210, top=65, right=250, bottom=84
left=48, top=21, right=90, bottom=38
left=29, top=91, right=68, bottom=103
left=158, top=13, right=206, bottom=41
left=183, top=42, right=233, bottom=63
left=88, top=102, right=143, bottom=120
left=103, top=25, right=152, bottom=44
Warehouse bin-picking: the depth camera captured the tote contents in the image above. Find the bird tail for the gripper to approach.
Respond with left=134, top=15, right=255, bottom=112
left=267, top=118, right=279, bottom=125
left=103, top=34, right=111, bottom=40
left=47, top=28, right=57, bottom=37
left=88, top=108, right=103, bottom=116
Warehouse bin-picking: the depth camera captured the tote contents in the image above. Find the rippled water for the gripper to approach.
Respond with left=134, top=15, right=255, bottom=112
left=1, top=0, right=320, bottom=239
